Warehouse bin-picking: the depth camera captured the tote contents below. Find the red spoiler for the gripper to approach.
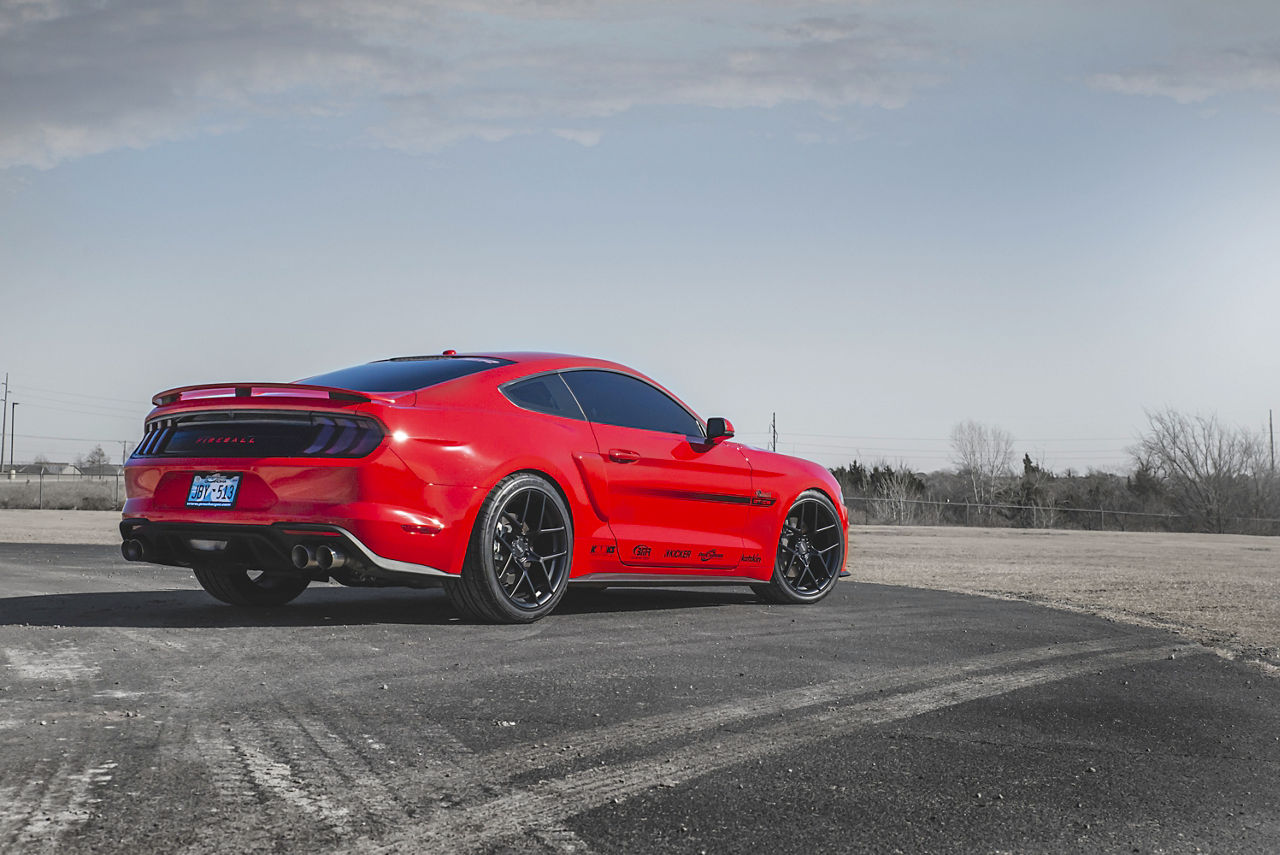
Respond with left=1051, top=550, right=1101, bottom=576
left=151, top=383, right=383, bottom=407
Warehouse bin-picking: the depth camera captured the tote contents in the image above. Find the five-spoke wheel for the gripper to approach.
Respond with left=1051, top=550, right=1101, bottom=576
left=753, top=490, right=844, bottom=604
left=447, top=473, right=573, bottom=623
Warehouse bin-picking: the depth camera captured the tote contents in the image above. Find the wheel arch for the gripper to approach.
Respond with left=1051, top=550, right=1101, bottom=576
left=455, top=462, right=583, bottom=566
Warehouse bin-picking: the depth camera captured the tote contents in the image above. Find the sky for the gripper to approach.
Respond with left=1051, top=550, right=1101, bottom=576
left=2, top=0, right=1278, bottom=474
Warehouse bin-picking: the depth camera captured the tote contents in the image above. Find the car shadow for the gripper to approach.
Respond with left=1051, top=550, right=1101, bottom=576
left=0, top=585, right=762, bottom=629
left=558, top=587, right=759, bottom=615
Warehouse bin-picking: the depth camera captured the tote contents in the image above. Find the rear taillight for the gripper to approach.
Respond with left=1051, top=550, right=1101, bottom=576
left=132, top=412, right=384, bottom=459
left=300, top=416, right=383, bottom=457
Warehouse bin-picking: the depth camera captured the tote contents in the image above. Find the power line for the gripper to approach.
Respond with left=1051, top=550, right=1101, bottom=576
left=14, top=392, right=144, bottom=417
left=14, top=432, right=137, bottom=443
left=16, top=383, right=143, bottom=406
left=15, top=401, right=143, bottom=422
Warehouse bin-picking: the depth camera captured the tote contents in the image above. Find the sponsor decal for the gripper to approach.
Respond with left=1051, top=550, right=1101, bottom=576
left=698, top=549, right=724, bottom=563
left=195, top=436, right=255, bottom=445
left=590, top=544, right=617, bottom=555
left=741, top=553, right=762, bottom=563
left=664, top=549, right=692, bottom=559
left=632, top=545, right=652, bottom=558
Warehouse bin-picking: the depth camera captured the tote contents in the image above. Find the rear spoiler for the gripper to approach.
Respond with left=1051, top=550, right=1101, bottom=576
left=152, top=383, right=378, bottom=407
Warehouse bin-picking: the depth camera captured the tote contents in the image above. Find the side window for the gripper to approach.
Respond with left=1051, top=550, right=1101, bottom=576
left=562, top=370, right=703, bottom=437
left=501, top=374, right=584, bottom=420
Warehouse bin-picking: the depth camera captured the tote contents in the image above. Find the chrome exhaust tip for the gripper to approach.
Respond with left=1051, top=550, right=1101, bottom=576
left=121, top=538, right=147, bottom=562
left=316, top=545, right=346, bottom=571
left=291, top=544, right=319, bottom=570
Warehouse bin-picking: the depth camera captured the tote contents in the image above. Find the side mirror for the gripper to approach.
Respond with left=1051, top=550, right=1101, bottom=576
left=706, top=417, right=735, bottom=442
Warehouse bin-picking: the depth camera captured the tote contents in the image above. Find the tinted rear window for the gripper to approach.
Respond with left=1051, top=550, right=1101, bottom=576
left=301, top=357, right=510, bottom=393
left=501, top=374, right=584, bottom=420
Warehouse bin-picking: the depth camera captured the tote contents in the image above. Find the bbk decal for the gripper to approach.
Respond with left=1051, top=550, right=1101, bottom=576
left=632, top=545, right=652, bottom=558
left=698, top=549, right=724, bottom=563
left=664, top=549, right=692, bottom=559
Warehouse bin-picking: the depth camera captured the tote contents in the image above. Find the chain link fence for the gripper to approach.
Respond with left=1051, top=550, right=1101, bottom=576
left=846, top=495, right=1280, bottom=536
left=0, top=469, right=125, bottom=510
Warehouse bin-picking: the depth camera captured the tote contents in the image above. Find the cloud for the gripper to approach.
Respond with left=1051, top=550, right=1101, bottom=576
left=552, top=128, right=603, bottom=146
left=0, top=1, right=944, bottom=169
left=1090, top=44, right=1280, bottom=104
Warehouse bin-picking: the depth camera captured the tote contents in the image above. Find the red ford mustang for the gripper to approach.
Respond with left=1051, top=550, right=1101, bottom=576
left=120, top=352, right=849, bottom=622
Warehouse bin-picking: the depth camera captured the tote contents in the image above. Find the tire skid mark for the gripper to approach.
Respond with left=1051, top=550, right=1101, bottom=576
left=188, top=706, right=464, bottom=851
left=181, top=726, right=275, bottom=855
left=381, top=718, right=591, bottom=854
left=237, top=743, right=353, bottom=832
left=372, top=642, right=1202, bottom=853
left=271, top=708, right=408, bottom=835
left=486, top=636, right=1153, bottom=781
left=0, top=758, right=117, bottom=853
left=0, top=768, right=50, bottom=846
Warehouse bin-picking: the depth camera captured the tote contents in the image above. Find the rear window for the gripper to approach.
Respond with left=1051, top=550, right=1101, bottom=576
left=300, top=357, right=510, bottom=393
left=501, top=373, right=584, bottom=420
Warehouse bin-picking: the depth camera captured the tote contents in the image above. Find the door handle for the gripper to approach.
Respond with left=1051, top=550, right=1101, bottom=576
left=608, top=449, right=641, bottom=464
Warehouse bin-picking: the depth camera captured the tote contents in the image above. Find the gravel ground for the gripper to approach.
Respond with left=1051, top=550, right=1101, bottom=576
left=2, top=510, right=1275, bottom=669
left=0, top=509, right=121, bottom=544
left=853, top=524, right=1280, bottom=671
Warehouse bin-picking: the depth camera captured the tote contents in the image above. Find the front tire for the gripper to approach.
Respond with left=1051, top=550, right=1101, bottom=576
left=446, top=473, right=573, bottom=623
left=192, top=566, right=310, bottom=606
left=754, top=490, right=844, bottom=605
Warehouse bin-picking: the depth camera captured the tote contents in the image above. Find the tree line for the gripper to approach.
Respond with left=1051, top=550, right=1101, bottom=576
left=831, top=409, right=1279, bottom=535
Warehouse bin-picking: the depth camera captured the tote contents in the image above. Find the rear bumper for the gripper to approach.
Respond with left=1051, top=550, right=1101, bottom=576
left=119, top=519, right=451, bottom=582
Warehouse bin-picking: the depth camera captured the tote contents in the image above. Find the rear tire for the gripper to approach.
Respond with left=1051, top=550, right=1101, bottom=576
left=192, top=566, right=310, bottom=606
left=755, top=490, right=844, bottom=605
left=445, top=473, right=573, bottom=623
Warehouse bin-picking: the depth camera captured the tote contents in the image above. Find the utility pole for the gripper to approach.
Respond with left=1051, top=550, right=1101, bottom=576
left=1271, top=409, right=1275, bottom=473
left=0, top=372, right=8, bottom=471
left=769, top=412, right=778, bottom=453
left=117, top=440, right=128, bottom=508
left=8, top=402, right=16, bottom=471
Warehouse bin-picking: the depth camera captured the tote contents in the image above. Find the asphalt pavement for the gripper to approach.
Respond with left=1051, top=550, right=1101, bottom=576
left=1, top=543, right=1277, bottom=854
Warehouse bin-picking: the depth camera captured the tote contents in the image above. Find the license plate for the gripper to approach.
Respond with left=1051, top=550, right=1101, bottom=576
left=187, top=473, right=241, bottom=508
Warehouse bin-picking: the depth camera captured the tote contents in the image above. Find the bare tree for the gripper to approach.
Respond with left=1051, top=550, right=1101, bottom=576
left=876, top=464, right=921, bottom=525
left=75, top=445, right=110, bottom=478
left=950, top=420, right=1015, bottom=507
left=1134, top=408, right=1276, bottom=533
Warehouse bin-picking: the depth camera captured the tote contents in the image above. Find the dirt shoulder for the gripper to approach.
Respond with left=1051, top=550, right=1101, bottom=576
left=853, top=524, right=1280, bottom=671
left=0, top=509, right=123, bottom=545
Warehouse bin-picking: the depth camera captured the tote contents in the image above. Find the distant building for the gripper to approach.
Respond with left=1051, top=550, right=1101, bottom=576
left=78, top=463, right=123, bottom=478
left=16, top=461, right=79, bottom=476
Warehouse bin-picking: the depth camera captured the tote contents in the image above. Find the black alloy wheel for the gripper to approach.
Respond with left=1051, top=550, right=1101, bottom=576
left=192, top=566, right=311, bottom=606
left=447, top=473, right=573, bottom=623
left=754, top=490, right=844, bottom=605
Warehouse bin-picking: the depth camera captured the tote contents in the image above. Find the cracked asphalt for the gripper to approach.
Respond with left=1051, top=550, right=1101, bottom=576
left=1, top=542, right=1278, bottom=853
